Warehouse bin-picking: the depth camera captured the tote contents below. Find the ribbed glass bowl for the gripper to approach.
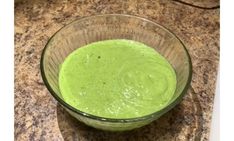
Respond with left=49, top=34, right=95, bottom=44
left=40, top=14, right=192, bottom=131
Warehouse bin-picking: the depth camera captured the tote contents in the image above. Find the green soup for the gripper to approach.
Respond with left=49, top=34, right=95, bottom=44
left=59, top=39, right=176, bottom=119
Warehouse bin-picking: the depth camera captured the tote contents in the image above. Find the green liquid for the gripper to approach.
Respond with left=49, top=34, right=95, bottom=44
left=59, top=39, right=176, bottom=119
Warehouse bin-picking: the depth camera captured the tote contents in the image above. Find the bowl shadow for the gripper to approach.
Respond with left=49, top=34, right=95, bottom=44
left=57, top=103, right=189, bottom=141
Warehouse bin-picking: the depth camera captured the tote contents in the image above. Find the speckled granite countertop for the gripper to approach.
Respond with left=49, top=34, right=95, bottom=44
left=15, top=0, right=219, bottom=140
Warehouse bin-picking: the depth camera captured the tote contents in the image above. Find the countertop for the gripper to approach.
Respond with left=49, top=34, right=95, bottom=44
left=15, top=0, right=219, bottom=140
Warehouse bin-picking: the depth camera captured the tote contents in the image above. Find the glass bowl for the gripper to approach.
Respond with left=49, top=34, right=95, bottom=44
left=40, top=14, right=192, bottom=131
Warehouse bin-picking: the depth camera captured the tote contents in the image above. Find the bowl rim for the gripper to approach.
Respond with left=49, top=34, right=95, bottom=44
left=40, top=14, right=192, bottom=123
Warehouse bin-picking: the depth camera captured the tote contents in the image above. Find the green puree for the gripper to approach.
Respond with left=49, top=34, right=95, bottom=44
left=59, top=39, right=176, bottom=119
